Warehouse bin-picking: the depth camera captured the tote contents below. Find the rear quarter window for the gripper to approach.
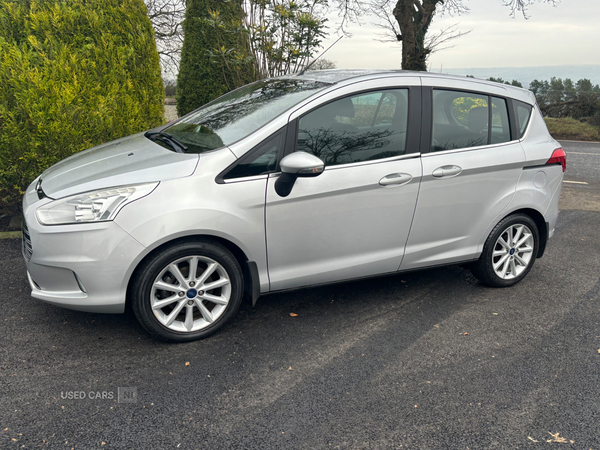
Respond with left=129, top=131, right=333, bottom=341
left=512, top=100, right=533, bottom=139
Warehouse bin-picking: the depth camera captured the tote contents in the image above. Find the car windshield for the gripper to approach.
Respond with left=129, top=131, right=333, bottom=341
left=161, top=78, right=332, bottom=153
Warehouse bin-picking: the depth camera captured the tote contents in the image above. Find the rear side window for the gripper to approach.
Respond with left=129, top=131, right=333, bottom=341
left=513, top=100, right=533, bottom=139
left=431, top=90, right=511, bottom=152
left=491, top=97, right=511, bottom=144
left=296, top=89, right=409, bottom=166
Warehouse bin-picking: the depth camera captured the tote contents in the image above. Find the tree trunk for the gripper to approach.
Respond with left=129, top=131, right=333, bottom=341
left=393, top=0, right=439, bottom=71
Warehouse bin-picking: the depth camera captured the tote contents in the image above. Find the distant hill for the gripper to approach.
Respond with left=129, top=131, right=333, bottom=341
left=433, top=65, right=600, bottom=89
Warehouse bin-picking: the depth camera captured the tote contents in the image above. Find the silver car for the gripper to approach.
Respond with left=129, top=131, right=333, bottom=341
left=22, top=70, right=566, bottom=341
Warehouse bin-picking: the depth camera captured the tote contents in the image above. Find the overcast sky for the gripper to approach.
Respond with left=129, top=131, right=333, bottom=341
left=321, top=0, right=600, bottom=70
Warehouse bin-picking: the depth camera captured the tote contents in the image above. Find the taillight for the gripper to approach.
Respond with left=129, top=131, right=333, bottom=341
left=546, top=147, right=566, bottom=172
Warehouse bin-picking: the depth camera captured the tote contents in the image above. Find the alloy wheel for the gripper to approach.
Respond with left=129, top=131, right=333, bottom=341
left=491, top=224, right=535, bottom=280
left=150, top=256, right=231, bottom=332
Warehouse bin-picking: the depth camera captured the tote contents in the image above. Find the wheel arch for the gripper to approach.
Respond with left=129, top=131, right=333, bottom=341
left=496, top=207, right=548, bottom=258
left=511, top=208, right=548, bottom=258
left=125, top=234, right=260, bottom=312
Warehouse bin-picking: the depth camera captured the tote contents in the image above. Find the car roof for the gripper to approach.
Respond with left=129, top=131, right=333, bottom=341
left=290, top=69, right=535, bottom=104
left=292, top=69, right=405, bottom=83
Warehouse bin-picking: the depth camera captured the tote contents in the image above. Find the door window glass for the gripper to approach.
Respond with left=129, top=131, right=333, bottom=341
left=432, top=90, right=513, bottom=151
left=491, top=97, right=511, bottom=144
left=297, top=89, right=409, bottom=166
left=432, top=90, right=489, bottom=151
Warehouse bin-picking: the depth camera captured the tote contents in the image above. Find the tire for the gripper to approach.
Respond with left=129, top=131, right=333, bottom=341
left=131, top=239, right=243, bottom=342
left=470, top=214, right=539, bottom=288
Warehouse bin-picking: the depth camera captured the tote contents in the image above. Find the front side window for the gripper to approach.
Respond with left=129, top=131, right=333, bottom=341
left=432, top=90, right=511, bottom=152
left=296, top=89, right=409, bottom=166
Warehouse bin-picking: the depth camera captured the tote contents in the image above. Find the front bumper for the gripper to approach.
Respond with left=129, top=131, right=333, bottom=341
left=23, top=205, right=145, bottom=313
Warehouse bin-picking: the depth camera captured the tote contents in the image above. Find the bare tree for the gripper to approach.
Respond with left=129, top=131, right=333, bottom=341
left=371, top=0, right=470, bottom=67
left=144, top=0, right=186, bottom=77
left=308, top=58, right=338, bottom=70
left=331, top=0, right=559, bottom=71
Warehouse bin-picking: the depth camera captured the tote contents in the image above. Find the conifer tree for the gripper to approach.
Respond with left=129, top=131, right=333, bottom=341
left=176, top=0, right=252, bottom=116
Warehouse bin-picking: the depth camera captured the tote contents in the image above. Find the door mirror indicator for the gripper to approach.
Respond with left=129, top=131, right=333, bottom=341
left=280, top=152, right=325, bottom=177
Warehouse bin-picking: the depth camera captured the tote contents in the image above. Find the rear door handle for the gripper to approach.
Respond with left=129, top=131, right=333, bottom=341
left=432, top=165, right=462, bottom=178
left=379, top=173, right=413, bottom=186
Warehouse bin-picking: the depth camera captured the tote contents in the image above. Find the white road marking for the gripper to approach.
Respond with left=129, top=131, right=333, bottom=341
left=565, top=152, right=600, bottom=156
left=563, top=180, right=589, bottom=184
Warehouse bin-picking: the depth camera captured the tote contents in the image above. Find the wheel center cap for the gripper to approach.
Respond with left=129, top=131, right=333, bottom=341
left=509, top=248, right=515, bottom=255
left=186, top=289, right=198, bottom=299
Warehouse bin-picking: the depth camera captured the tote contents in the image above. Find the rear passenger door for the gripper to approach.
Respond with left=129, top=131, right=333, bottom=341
left=400, top=79, right=526, bottom=270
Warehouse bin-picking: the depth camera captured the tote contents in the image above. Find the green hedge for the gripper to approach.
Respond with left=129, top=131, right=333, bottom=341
left=0, top=0, right=164, bottom=213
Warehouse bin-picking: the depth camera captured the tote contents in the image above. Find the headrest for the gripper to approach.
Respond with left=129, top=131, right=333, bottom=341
left=468, top=107, right=488, bottom=133
left=325, top=97, right=355, bottom=118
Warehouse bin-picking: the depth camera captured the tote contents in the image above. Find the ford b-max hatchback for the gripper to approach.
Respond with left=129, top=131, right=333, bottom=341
left=22, top=71, right=565, bottom=341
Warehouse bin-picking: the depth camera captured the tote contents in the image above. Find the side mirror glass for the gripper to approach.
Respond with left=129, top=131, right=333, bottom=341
left=280, top=152, right=324, bottom=177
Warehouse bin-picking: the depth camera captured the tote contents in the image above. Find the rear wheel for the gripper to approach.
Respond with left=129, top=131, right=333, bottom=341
left=471, top=214, right=539, bottom=287
left=131, top=239, right=243, bottom=342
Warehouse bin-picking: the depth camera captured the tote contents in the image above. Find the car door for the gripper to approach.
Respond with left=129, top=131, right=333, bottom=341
left=400, top=78, right=526, bottom=271
left=265, top=80, right=423, bottom=291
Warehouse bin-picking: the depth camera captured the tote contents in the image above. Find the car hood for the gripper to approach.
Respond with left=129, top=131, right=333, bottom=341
left=39, top=132, right=200, bottom=199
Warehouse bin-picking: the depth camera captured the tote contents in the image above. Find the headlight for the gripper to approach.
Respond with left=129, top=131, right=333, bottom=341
left=36, top=183, right=158, bottom=225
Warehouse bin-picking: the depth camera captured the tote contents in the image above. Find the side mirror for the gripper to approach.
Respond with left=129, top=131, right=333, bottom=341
left=275, top=152, right=325, bottom=197
left=280, top=152, right=325, bottom=177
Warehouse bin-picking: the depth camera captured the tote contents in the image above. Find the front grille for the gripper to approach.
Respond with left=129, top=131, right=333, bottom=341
left=22, top=218, right=33, bottom=262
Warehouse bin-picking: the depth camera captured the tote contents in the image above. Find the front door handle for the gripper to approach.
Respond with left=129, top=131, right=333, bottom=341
left=379, top=173, right=413, bottom=186
left=432, top=165, right=462, bottom=178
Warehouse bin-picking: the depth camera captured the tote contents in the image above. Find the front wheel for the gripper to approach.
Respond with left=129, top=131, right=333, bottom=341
left=131, top=239, right=243, bottom=342
left=470, top=214, right=539, bottom=287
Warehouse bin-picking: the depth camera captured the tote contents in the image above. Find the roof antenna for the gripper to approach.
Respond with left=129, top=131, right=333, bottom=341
left=298, top=36, right=343, bottom=76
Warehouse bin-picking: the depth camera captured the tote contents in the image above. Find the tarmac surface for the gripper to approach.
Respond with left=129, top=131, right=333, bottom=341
left=1, top=141, right=599, bottom=449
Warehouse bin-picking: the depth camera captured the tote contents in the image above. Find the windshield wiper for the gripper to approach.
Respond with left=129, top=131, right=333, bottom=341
left=145, top=131, right=188, bottom=153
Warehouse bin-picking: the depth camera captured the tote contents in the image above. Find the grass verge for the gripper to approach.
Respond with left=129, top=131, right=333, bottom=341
left=545, top=117, right=600, bottom=141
